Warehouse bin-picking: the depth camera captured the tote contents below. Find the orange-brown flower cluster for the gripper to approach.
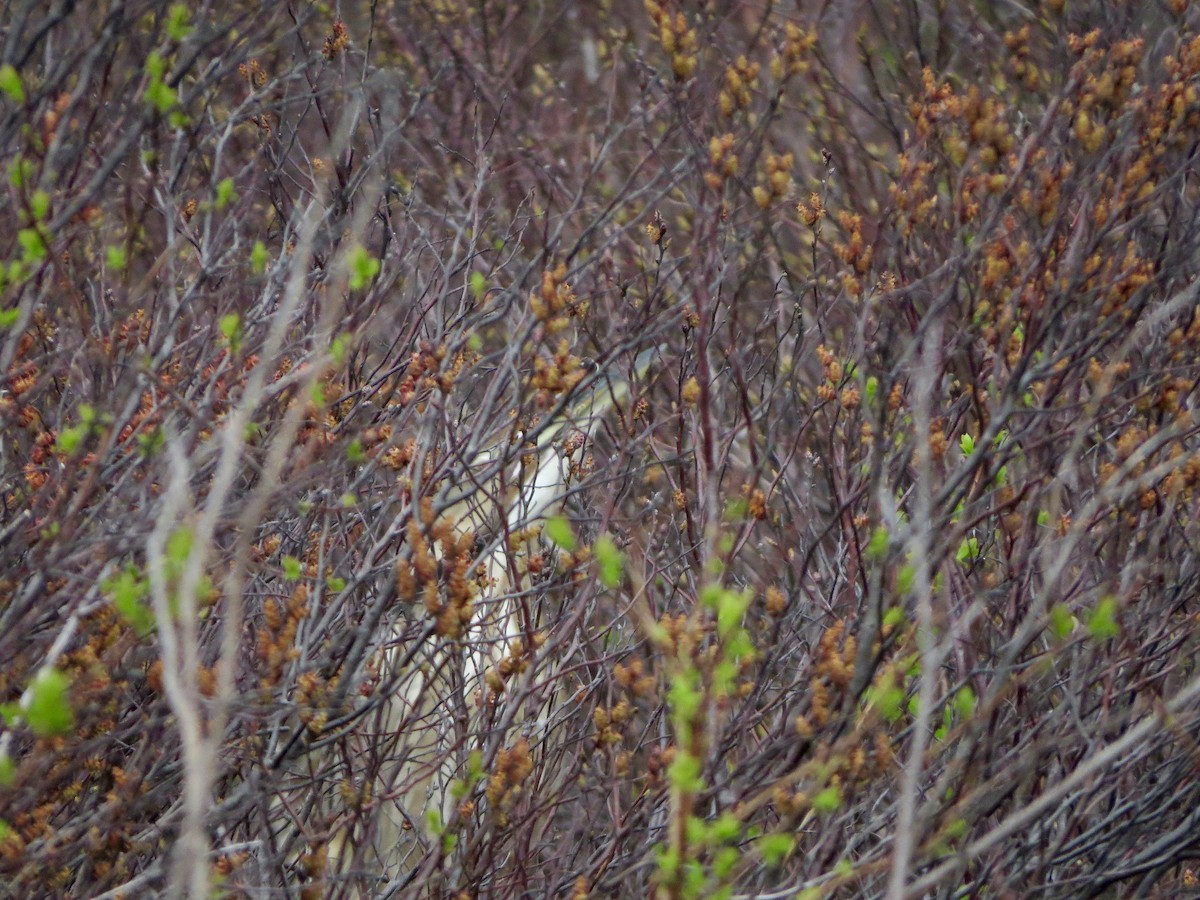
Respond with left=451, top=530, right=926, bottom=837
left=485, top=632, right=547, bottom=696
left=323, top=20, right=349, bottom=60
left=397, top=502, right=481, bottom=639
left=815, top=345, right=843, bottom=403
left=529, top=339, right=585, bottom=406
left=704, top=133, right=739, bottom=191
left=256, top=586, right=310, bottom=688
left=530, top=263, right=587, bottom=332
left=752, top=152, right=793, bottom=210
left=769, top=22, right=817, bottom=83
left=614, top=656, right=657, bottom=697
left=592, top=700, right=632, bottom=749
left=485, top=737, right=533, bottom=825
left=719, top=55, right=759, bottom=117
left=645, top=1, right=698, bottom=82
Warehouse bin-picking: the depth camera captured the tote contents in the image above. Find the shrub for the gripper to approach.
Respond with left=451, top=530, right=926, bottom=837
left=2, top=1, right=1200, bottom=897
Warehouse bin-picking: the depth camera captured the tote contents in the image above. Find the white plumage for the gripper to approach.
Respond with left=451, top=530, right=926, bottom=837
left=315, top=349, right=653, bottom=885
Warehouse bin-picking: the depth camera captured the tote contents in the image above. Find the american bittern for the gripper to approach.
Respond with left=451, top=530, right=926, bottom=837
left=284, top=346, right=656, bottom=889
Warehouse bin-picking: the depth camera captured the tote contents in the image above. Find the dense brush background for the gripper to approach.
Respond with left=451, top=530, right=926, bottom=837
left=3, top=1, right=1200, bottom=897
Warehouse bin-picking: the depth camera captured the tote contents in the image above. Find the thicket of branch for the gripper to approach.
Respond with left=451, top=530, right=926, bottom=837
left=2, top=1, right=1200, bottom=897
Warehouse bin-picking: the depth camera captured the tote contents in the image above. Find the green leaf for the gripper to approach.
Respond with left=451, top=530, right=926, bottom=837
left=685, top=815, right=708, bottom=846
left=56, top=424, right=88, bottom=455
left=959, top=433, right=975, bottom=456
left=105, top=567, right=155, bottom=636
left=594, top=533, right=624, bottom=588
left=166, top=527, right=194, bottom=575
left=18, top=227, right=46, bottom=261
left=250, top=240, right=269, bottom=273
left=469, top=270, right=487, bottom=300
left=218, top=314, right=241, bottom=350
left=682, top=860, right=706, bottom=898
left=811, top=784, right=841, bottom=814
left=666, top=750, right=704, bottom=793
left=710, top=812, right=741, bottom=844
left=667, top=669, right=702, bottom=722
left=346, top=438, right=366, bottom=464
left=215, top=177, right=236, bottom=210
left=882, top=606, right=905, bottom=629
left=146, top=83, right=174, bottom=113
left=725, top=630, right=754, bottom=661
left=166, top=3, right=192, bottom=41
left=282, top=556, right=302, bottom=580
left=146, top=50, right=166, bottom=82
left=347, top=245, right=381, bottom=290
left=712, top=659, right=738, bottom=697
left=327, top=576, right=346, bottom=593
left=138, top=426, right=164, bottom=458
left=655, top=844, right=680, bottom=879
left=716, top=588, right=752, bottom=639
left=1087, top=596, right=1120, bottom=641
left=712, top=847, right=739, bottom=880
left=331, top=332, right=351, bottom=365
left=30, top=190, right=50, bottom=222
left=544, top=515, right=576, bottom=551
left=868, top=678, right=905, bottom=722
left=944, top=817, right=968, bottom=841
left=145, top=59, right=176, bottom=113
left=8, top=157, right=33, bottom=188
left=867, top=526, right=889, bottom=560
left=24, top=668, right=73, bottom=737
left=954, top=685, right=976, bottom=719
left=955, top=536, right=980, bottom=565
left=425, top=808, right=444, bottom=836
left=700, top=584, right=725, bottom=610
left=0, top=64, right=25, bottom=103
left=106, top=246, right=127, bottom=271
left=468, top=749, right=485, bottom=780
left=1049, top=603, right=1074, bottom=639
left=1036, top=509, right=1050, bottom=527
left=759, top=832, right=794, bottom=865
left=0, top=308, right=18, bottom=330
left=864, top=375, right=878, bottom=403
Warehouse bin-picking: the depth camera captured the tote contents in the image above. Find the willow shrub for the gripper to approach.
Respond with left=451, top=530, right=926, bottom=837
left=2, top=1, right=1200, bottom=897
